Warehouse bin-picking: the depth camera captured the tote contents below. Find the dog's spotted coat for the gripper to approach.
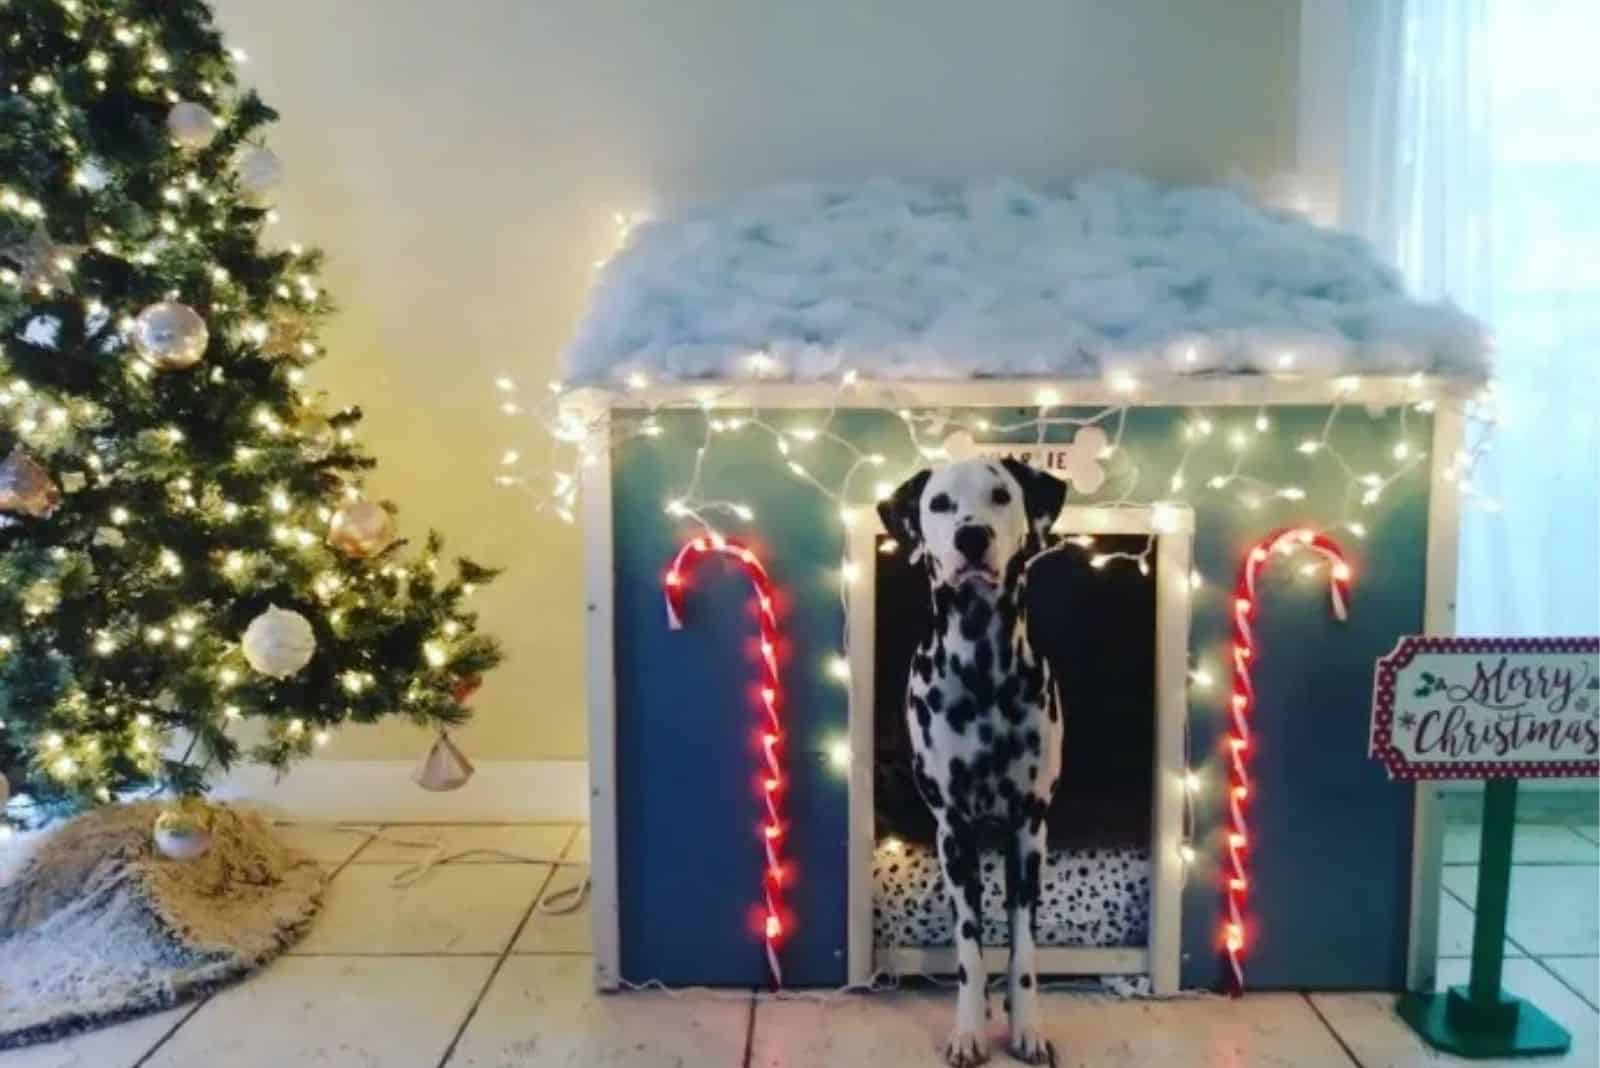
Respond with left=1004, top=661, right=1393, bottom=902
left=878, top=457, right=1068, bottom=1067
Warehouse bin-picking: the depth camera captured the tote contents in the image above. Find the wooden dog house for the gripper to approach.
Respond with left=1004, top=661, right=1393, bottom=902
left=550, top=176, right=1488, bottom=993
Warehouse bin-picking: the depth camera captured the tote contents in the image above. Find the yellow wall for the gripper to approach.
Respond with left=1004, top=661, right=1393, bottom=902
left=208, top=0, right=1301, bottom=761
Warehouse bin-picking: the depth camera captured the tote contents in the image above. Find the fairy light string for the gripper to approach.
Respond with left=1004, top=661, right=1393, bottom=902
left=663, top=534, right=787, bottom=987
left=496, top=367, right=1487, bottom=871
left=1222, top=526, right=1352, bottom=994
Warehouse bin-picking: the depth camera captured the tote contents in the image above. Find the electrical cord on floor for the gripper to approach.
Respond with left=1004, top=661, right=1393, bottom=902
left=318, top=826, right=1212, bottom=1003
left=328, top=824, right=592, bottom=913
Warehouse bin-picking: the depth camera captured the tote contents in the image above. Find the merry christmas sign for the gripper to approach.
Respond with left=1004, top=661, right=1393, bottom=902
left=1371, top=637, right=1600, bottom=781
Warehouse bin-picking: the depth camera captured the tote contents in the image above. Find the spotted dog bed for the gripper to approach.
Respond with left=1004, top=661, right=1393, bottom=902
left=873, top=839, right=1150, bottom=949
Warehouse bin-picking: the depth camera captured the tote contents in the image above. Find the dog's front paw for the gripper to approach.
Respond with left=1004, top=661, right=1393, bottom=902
left=1008, top=1028, right=1055, bottom=1066
left=943, top=1029, right=989, bottom=1067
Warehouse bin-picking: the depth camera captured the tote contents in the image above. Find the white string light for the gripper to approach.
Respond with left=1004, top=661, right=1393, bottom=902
left=491, top=365, right=1495, bottom=956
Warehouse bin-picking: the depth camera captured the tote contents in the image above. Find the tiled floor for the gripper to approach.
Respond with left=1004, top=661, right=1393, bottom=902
left=3, top=819, right=1596, bottom=1067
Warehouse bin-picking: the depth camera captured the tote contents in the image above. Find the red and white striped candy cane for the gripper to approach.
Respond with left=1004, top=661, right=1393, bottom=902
left=1224, top=526, right=1351, bottom=994
left=664, top=533, right=787, bottom=987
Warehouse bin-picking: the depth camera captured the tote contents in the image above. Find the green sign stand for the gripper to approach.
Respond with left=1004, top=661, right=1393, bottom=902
left=1396, top=780, right=1572, bottom=1058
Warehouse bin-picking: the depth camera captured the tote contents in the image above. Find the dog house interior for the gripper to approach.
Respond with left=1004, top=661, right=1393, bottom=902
left=872, top=530, right=1158, bottom=944
left=562, top=177, right=1489, bottom=994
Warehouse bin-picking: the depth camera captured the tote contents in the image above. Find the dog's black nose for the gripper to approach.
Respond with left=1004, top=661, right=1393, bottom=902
left=954, top=524, right=991, bottom=562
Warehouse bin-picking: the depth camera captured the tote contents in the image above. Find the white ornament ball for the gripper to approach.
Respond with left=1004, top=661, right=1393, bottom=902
left=133, top=301, right=209, bottom=369
left=153, top=807, right=213, bottom=860
left=167, top=101, right=218, bottom=150
left=236, top=147, right=283, bottom=200
left=242, top=605, right=317, bottom=679
left=328, top=499, right=396, bottom=558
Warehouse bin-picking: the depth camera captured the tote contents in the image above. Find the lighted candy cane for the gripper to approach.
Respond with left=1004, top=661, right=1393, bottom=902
left=1224, top=526, right=1351, bottom=994
left=664, top=534, right=787, bottom=987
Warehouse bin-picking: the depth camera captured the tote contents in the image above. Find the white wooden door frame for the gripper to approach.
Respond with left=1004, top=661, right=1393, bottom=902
left=848, top=505, right=1191, bottom=994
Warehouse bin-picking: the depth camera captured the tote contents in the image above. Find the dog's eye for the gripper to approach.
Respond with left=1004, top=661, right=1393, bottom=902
left=990, top=487, right=1012, bottom=506
left=929, top=493, right=955, bottom=513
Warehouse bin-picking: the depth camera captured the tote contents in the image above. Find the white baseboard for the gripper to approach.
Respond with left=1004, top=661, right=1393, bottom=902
left=208, top=759, right=589, bottom=823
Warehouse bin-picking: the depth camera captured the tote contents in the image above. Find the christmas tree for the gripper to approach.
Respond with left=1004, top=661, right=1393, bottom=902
left=0, top=0, right=502, bottom=819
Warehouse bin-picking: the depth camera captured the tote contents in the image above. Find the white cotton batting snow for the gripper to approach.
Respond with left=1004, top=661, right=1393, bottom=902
left=563, top=175, right=1487, bottom=385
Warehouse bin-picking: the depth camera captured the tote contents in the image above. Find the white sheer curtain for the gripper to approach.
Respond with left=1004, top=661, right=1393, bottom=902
left=1344, top=0, right=1600, bottom=636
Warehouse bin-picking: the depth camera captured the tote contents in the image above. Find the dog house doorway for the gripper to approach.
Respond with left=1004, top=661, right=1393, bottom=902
left=846, top=505, right=1190, bottom=994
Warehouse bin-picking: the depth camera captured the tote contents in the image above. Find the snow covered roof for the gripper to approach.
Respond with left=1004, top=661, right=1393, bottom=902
left=563, top=175, right=1487, bottom=386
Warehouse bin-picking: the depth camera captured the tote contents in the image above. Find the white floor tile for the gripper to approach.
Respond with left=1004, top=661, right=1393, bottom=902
left=0, top=1004, right=190, bottom=1068
left=749, top=989, right=950, bottom=1067
left=513, top=864, right=592, bottom=955
left=1312, top=958, right=1600, bottom=1067
left=568, top=826, right=590, bottom=862
left=1542, top=957, right=1600, bottom=1010
left=292, top=863, right=550, bottom=955
left=270, top=822, right=377, bottom=866
left=1444, top=825, right=1599, bottom=865
left=1440, top=890, right=1524, bottom=958
left=353, top=824, right=575, bottom=865
left=447, top=955, right=749, bottom=1067
left=143, top=956, right=491, bottom=1068
left=753, top=989, right=1353, bottom=1067
left=1443, top=866, right=1600, bottom=956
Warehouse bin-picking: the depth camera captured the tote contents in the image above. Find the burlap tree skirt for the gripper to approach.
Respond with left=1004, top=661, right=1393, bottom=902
left=0, top=801, right=324, bottom=1050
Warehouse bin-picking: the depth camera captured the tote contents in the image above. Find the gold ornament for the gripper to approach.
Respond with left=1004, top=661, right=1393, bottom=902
left=241, top=605, right=317, bottom=679
left=167, top=101, right=217, bottom=150
left=327, top=499, right=395, bottom=558
left=261, top=314, right=312, bottom=360
left=153, top=800, right=215, bottom=860
left=413, top=732, right=474, bottom=792
left=134, top=301, right=209, bottom=369
left=0, top=447, right=61, bottom=517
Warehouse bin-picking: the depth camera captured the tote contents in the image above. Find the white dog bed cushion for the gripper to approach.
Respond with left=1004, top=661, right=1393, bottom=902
left=0, top=801, right=324, bottom=1050
left=874, top=839, right=1150, bottom=950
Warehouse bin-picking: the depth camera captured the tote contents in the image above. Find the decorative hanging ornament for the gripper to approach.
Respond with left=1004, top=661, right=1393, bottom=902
left=259, top=314, right=311, bottom=360
left=236, top=146, right=283, bottom=200
left=0, top=447, right=61, bottom=517
left=412, top=732, right=475, bottom=792
left=297, top=411, right=335, bottom=460
left=452, top=674, right=483, bottom=705
left=241, top=605, right=317, bottom=679
left=327, top=498, right=395, bottom=558
left=167, top=101, right=217, bottom=150
left=133, top=301, right=209, bottom=369
left=153, top=801, right=214, bottom=861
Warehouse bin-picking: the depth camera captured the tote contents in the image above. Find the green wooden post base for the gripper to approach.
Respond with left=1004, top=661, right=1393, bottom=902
left=1396, top=779, right=1571, bottom=1058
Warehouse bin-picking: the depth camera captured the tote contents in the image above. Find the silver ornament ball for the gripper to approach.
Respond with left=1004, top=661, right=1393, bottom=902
left=134, top=301, right=209, bottom=369
left=153, top=806, right=214, bottom=861
left=167, top=101, right=218, bottom=150
left=241, top=605, right=317, bottom=679
left=237, top=147, right=284, bottom=200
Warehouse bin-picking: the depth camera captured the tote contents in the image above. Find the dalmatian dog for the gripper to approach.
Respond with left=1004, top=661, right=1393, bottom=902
left=878, top=457, right=1067, bottom=1067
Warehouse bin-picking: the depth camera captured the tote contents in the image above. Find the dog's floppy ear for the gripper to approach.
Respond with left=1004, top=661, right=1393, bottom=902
left=1001, top=458, right=1067, bottom=541
left=876, top=469, right=931, bottom=548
